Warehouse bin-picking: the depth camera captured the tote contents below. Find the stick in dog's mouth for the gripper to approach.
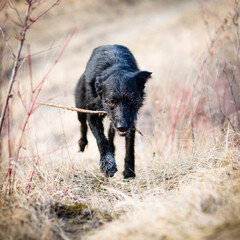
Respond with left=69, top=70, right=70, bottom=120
left=41, top=103, right=144, bottom=136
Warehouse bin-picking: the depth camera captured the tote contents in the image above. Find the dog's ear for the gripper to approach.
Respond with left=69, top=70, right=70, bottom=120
left=134, top=71, right=152, bottom=96
left=95, top=76, right=104, bottom=96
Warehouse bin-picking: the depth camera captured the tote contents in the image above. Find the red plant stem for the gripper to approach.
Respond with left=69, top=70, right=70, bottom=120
left=19, top=141, right=77, bottom=160
left=0, top=2, right=32, bottom=136
left=7, top=104, right=11, bottom=158
left=27, top=45, right=34, bottom=94
left=27, top=0, right=60, bottom=29
left=171, top=89, right=184, bottom=143
left=34, top=27, right=77, bottom=93
left=224, top=68, right=240, bottom=128
left=0, top=2, right=7, bottom=11
left=8, top=160, right=12, bottom=195
left=18, top=83, right=28, bottom=114
left=7, top=104, right=12, bottom=195
left=26, top=157, right=40, bottom=194
left=33, top=93, right=63, bottom=112
left=63, top=187, right=69, bottom=197
left=21, top=41, right=58, bottom=61
left=179, top=89, right=191, bottom=128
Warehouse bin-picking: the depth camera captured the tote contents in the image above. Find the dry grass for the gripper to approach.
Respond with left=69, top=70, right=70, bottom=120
left=1, top=0, right=240, bottom=240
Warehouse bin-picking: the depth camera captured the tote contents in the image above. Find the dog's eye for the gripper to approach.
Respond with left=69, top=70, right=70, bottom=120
left=105, top=100, right=115, bottom=105
left=129, top=99, right=134, bottom=102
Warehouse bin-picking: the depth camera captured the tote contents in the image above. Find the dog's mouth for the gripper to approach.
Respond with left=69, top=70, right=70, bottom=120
left=116, top=125, right=134, bottom=137
left=117, top=129, right=129, bottom=137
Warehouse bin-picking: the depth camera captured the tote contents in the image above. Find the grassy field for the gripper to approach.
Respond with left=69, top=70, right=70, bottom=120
left=1, top=0, right=240, bottom=239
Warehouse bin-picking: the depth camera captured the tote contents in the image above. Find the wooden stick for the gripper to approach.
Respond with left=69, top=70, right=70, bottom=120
left=41, top=103, right=107, bottom=114
left=41, top=103, right=144, bottom=136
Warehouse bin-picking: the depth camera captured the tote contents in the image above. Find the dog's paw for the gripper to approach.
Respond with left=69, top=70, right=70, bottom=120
left=100, top=153, right=118, bottom=177
left=78, top=138, right=88, bottom=152
left=123, top=170, right=136, bottom=179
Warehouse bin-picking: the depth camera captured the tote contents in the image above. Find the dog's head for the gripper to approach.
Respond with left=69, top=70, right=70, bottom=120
left=95, top=70, right=152, bottom=136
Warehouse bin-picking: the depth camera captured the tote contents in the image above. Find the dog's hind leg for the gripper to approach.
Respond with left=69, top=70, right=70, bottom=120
left=108, top=124, right=115, bottom=153
left=87, top=115, right=117, bottom=177
left=123, top=129, right=136, bottom=178
left=78, top=112, right=88, bottom=152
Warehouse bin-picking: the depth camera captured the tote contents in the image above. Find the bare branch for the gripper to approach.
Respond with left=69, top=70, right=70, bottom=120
left=27, top=0, right=60, bottom=28
left=0, top=0, right=62, bottom=136
left=8, top=0, right=24, bottom=26
left=41, top=103, right=107, bottom=114
left=0, top=1, right=32, bottom=136
left=41, top=103, right=144, bottom=136
left=0, top=1, right=7, bottom=11
left=27, top=45, right=33, bottom=93
left=21, top=41, right=60, bottom=60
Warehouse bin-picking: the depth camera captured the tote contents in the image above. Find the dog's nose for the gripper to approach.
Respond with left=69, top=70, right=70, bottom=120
left=116, top=121, right=128, bottom=133
left=117, top=121, right=129, bottom=133
left=117, top=126, right=128, bottom=132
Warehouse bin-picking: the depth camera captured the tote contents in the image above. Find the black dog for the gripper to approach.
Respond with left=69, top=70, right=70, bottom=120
left=75, top=45, right=151, bottom=178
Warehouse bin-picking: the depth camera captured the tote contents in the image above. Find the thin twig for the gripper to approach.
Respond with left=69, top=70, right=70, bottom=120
left=8, top=0, right=24, bottom=26
left=27, top=0, right=60, bottom=28
left=41, top=103, right=107, bottom=114
left=0, top=2, right=7, bottom=11
left=41, top=103, right=144, bottom=136
left=0, top=25, right=16, bottom=58
left=0, top=1, right=32, bottom=136
left=33, top=27, right=76, bottom=93
left=134, top=127, right=144, bottom=136
left=21, top=42, right=59, bottom=60
left=26, top=157, right=40, bottom=195
left=27, top=45, right=34, bottom=94
left=223, top=68, right=240, bottom=129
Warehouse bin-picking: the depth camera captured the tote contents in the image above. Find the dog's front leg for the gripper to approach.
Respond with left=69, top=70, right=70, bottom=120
left=124, top=129, right=136, bottom=178
left=87, top=115, right=118, bottom=177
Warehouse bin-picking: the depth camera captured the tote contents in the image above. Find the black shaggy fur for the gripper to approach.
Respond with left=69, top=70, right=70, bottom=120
left=75, top=45, right=151, bottom=178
